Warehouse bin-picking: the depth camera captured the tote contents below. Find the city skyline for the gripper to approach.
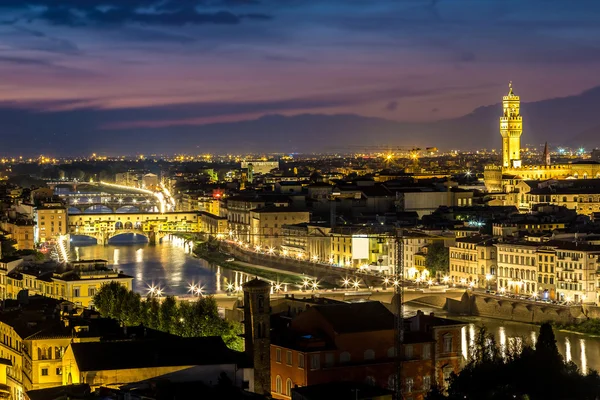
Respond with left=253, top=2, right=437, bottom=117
left=1, top=0, right=600, bottom=155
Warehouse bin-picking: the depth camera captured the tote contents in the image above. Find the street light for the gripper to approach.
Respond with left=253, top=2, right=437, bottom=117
left=352, top=280, right=360, bottom=291
left=442, top=276, right=450, bottom=284
left=302, top=279, right=310, bottom=291
left=342, top=278, right=350, bottom=289
left=485, top=274, right=493, bottom=291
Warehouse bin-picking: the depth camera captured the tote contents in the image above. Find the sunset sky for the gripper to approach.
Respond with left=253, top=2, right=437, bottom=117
left=1, top=0, right=600, bottom=154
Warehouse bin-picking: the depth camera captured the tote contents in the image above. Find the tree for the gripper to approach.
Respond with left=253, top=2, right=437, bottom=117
left=437, top=324, right=600, bottom=400
left=0, top=236, right=17, bottom=258
left=425, top=241, right=449, bottom=275
left=93, top=284, right=243, bottom=351
left=159, top=296, right=177, bottom=333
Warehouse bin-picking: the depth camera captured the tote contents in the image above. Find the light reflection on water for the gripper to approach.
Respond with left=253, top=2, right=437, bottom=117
left=70, top=236, right=288, bottom=297
left=404, top=303, right=596, bottom=374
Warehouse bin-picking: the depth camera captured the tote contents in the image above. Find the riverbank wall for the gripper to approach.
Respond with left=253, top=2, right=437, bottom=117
left=220, top=242, right=381, bottom=287
left=447, top=292, right=587, bottom=324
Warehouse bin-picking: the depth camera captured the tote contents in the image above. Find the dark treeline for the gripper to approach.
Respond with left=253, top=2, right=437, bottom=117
left=93, top=282, right=243, bottom=351
left=427, top=323, right=600, bottom=400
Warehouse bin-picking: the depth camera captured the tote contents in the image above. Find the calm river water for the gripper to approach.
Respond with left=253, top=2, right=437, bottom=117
left=72, top=237, right=600, bottom=373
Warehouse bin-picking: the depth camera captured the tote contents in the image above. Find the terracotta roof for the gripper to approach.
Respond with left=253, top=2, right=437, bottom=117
left=312, top=302, right=394, bottom=334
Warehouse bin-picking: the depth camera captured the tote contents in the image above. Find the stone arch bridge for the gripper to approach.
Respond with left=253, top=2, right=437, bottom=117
left=68, top=211, right=201, bottom=245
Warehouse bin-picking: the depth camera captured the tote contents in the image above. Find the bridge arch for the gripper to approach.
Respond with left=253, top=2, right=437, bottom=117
left=108, top=231, right=149, bottom=244
left=84, top=205, right=112, bottom=213
left=70, top=234, right=99, bottom=244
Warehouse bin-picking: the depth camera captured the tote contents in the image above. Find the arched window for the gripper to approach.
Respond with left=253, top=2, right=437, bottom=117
left=387, top=347, right=396, bottom=358
left=387, top=375, right=396, bottom=390
left=340, top=352, right=351, bottom=363
left=275, top=375, right=282, bottom=393
left=286, top=378, right=293, bottom=396
left=364, top=349, right=375, bottom=360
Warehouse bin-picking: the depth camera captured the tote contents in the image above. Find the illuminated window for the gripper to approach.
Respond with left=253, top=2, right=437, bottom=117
left=275, top=375, right=282, bottom=393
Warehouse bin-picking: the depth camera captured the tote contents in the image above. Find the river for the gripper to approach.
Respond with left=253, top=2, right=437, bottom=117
left=72, top=238, right=600, bottom=373
left=70, top=235, right=265, bottom=296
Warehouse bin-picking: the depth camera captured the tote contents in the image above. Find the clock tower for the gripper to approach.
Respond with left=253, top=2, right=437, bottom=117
left=500, top=82, right=523, bottom=168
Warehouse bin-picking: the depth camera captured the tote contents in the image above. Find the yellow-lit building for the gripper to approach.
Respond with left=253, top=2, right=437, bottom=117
left=449, top=236, right=497, bottom=288
left=484, top=83, right=600, bottom=193
left=249, top=207, right=310, bottom=249
left=496, top=241, right=541, bottom=296
left=0, top=321, right=29, bottom=400
left=198, top=212, right=228, bottom=236
left=0, top=220, right=35, bottom=250
left=35, top=203, right=68, bottom=243
left=329, top=229, right=390, bottom=270
left=5, top=263, right=133, bottom=307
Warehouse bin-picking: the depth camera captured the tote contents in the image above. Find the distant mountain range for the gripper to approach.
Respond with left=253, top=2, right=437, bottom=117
left=149, top=86, right=600, bottom=153
left=3, top=85, right=600, bottom=155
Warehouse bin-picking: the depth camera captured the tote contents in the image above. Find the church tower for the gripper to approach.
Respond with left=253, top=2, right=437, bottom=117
left=500, top=82, right=523, bottom=168
left=243, top=278, right=271, bottom=395
left=543, top=142, right=551, bottom=166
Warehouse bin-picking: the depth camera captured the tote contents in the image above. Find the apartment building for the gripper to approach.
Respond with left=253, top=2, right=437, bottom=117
left=449, top=236, right=497, bottom=288
left=495, top=241, right=539, bottom=296
left=34, top=203, right=68, bottom=244
left=495, top=240, right=600, bottom=303
left=249, top=207, right=310, bottom=249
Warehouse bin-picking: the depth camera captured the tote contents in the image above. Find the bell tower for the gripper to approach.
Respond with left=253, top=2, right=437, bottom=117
left=500, top=82, right=523, bottom=168
left=243, top=278, right=271, bottom=395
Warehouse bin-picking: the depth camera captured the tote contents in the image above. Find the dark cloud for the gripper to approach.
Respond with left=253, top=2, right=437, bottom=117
left=384, top=101, right=398, bottom=112
left=0, top=55, right=55, bottom=66
left=1, top=0, right=272, bottom=27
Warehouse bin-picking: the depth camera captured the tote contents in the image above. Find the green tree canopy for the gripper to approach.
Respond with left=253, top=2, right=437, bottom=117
left=425, top=241, right=449, bottom=275
left=93, top=283, right=243, bottom=351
